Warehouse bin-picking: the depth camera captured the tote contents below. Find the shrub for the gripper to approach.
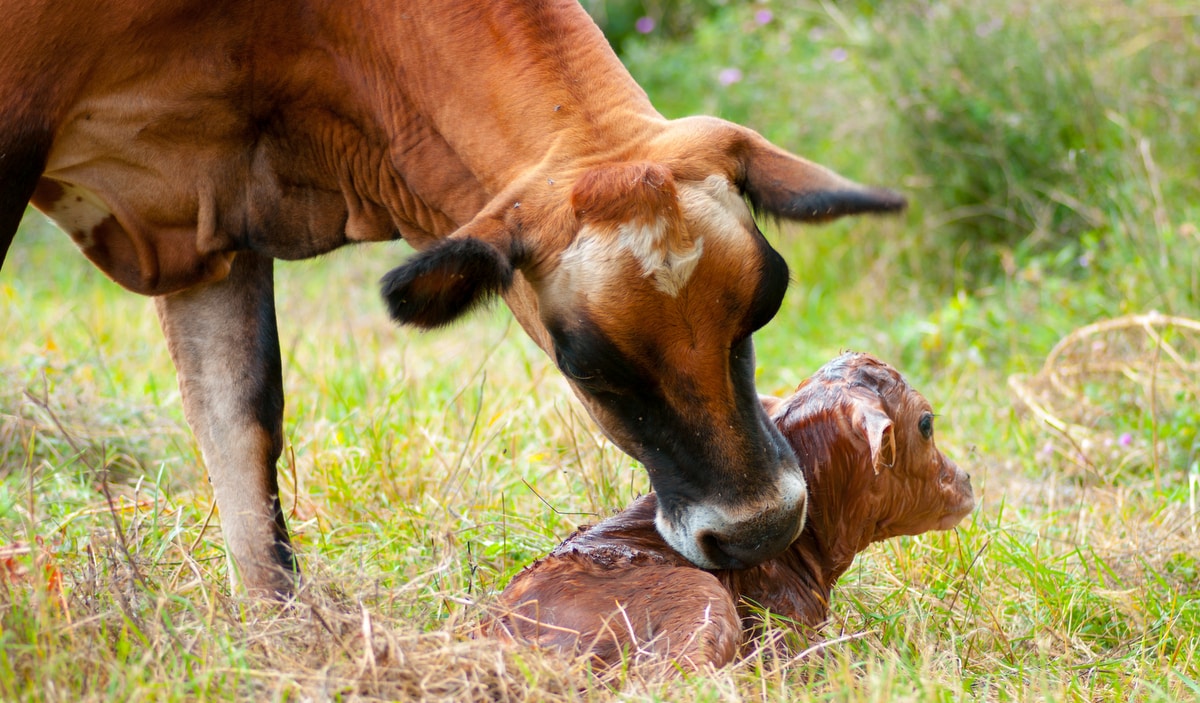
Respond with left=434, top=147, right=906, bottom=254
left=862, top=0, right=1200, bottom=284
left=612, top=0, right=1200, bottom=295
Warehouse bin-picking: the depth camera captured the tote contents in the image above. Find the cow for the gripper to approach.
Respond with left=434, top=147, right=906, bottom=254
left=493, top=352, right=975, bottom=671
left=0, top=1, right=906, bottom=596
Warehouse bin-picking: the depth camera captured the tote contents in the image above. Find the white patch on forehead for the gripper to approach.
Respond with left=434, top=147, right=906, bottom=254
left=558, top=218, right=704, bottom=298
left=617, top=221, right=704, bottom=297
left=41, top=183, right=110, bottom=248
left=550, top=175, right=758, bottom=303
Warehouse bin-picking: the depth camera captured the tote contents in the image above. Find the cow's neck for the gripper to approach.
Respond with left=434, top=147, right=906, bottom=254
left=309, top=0, right=664, bottom=233
left=402, top=1, right=660, bottom=186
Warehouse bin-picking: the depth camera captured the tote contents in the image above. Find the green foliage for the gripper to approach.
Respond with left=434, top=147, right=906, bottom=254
left=581, top=0, right=728, bottom=52
left=869, top=2, right=1120, bottom=256
left=617, top=4, right=875, bottom=160
left=866, top=0, right=1200, bottom=282
left=617, top=0, right=1200, bottom=293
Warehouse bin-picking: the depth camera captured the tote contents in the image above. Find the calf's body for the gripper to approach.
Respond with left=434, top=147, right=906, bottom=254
left=495, top=352, right=975, bottom=669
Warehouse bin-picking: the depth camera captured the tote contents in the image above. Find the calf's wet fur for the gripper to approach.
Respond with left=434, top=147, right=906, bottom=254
left=492, top=352, right=975, bottom=670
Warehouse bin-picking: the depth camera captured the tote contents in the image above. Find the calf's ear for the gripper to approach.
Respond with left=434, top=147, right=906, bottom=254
left=380, top=215, right=516, bottom=330
left=857, top=404, right=896, bottom=474
left=759, top=394, right=785, bottom=418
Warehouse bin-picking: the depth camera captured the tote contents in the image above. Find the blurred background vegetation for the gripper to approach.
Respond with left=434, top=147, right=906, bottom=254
left=587, top=0, right=1198, bottom=291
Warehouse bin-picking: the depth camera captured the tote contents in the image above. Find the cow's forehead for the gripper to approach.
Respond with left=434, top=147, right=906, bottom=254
left=547, top=174, right=760, bottom=306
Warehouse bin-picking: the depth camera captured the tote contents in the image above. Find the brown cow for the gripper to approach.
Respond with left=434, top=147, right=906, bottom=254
left=0, top=2, right=905, bottom=596
left=494, top=352, right=975, bottom=671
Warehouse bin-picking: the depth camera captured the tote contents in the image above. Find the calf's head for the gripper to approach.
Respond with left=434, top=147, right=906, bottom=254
left=379, top=118, right=906, bottom=569
left=772, top=352, right=975, bottom=555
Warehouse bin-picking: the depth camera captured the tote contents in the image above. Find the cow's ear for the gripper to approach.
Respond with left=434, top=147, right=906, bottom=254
left=380, top=217, right=515, bottom=330
left=735, top=128, right=907, bottom=222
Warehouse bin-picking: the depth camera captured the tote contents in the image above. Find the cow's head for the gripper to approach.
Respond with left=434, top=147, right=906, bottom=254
left=380, top=118, right=905, bottom=569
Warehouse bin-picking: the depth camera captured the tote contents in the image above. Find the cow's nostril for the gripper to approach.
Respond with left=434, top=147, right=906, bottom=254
left=697, top=506, right=805, bottom=570
left=699, top=532, right=746, bottom=570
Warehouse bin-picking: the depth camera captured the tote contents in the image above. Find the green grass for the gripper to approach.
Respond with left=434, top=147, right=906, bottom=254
left=3, top=0, right=1199, bottom=699
left=4, top=214, right=1197, bottom=700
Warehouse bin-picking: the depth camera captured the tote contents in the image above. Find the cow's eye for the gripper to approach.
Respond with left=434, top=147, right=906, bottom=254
left=555, top=348, right=616, bottom=394
left=556, top=349, right=591, bottom=383
left=918, top=413, right=934, bottom=440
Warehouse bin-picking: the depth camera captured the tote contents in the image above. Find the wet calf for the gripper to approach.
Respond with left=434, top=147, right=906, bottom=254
left=492, top=352, right=975, bottom=670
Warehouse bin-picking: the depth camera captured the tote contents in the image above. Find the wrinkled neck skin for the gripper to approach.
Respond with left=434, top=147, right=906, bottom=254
left=325, top=2, right=660, bottom=237
left=313, top=1, right=665, bottom=348
left=287, top=1, right=666, bottom=353
left=319, top=0, right=662, bottom=203
left=403, top=5, right=658, bottom=183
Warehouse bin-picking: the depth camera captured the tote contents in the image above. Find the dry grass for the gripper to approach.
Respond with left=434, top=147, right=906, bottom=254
left=1009, top=313, right=1200, bottom=485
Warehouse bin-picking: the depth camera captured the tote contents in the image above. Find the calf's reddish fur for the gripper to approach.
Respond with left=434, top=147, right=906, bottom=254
left=493, top=352, right=975, bottom=669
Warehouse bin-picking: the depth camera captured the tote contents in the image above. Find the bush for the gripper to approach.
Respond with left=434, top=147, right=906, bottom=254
left=864, top=0, right=1200, bottom=284
left=612, top=0, right=1200, bottom=295
left=868, top=2, right=1117, bottom=265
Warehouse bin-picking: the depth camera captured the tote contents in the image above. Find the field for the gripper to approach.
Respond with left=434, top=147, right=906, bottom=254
left=2, top=1, right=1198, bottom=701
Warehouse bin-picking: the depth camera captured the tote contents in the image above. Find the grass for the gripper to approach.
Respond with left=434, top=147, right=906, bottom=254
left=2, top=0, right=1199, bottom=700
left=4, top=216, right=1197, bottom=701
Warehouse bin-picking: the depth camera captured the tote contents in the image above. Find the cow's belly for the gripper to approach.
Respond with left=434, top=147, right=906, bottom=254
left=30, top=157, right=414, bottom=296
left=31, top=73, right=463, bottom=293
left=32, top=131, right=398, bottom=295
left=31, top=177, right=236, bottom=296
left=30, top=164, right=413, bottom=296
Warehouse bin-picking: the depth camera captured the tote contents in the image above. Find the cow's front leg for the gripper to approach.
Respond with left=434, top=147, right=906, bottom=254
left=155, top=250, right=297, bottom=597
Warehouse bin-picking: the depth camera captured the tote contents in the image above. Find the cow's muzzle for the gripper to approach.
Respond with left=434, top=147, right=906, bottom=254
left=655, top=470, right=808, bottom=570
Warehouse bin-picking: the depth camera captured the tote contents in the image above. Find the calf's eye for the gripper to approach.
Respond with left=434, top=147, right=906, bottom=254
left=919, top=413, right=934, bottom=440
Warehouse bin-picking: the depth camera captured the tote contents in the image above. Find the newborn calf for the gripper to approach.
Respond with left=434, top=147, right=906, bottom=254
left=492, top=352, right=975, bottom=670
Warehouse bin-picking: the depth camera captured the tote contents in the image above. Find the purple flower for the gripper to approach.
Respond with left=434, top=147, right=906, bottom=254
left=976, top=18, right=1004, bottom=38
left=1118, top=432, right=1133, bottom=447
left=830, top=47, right=848, bottom=63
left=755, top=9, right=774, bottom=25
left=717, top=67, right=743, bottom=86
left=635, top=16, right=656, bottom=34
